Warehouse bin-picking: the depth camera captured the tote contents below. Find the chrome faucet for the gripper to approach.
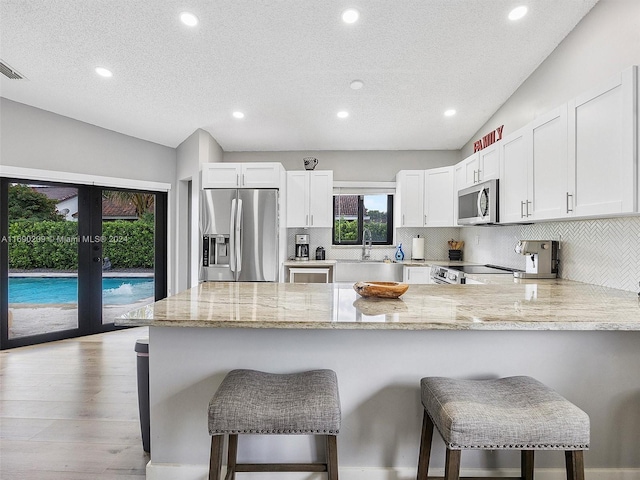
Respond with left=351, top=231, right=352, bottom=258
left=362, top=227, right=372, bottom=260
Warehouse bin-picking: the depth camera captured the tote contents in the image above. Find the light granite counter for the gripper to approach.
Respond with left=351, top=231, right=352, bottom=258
left=118, top=280, right=640, bottom=331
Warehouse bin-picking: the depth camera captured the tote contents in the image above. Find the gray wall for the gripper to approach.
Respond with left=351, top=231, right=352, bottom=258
left=0, top=98, right=178, bottom=291
left=223, top=150, right=460, bottom=181
left=461, top=0, right=640, bottom=157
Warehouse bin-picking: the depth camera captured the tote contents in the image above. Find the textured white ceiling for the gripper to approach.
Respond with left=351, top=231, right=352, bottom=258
left=0, top=0, right=598, bottom=151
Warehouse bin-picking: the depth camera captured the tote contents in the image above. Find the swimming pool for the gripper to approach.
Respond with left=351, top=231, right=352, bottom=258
left=9, top=277, right=154, bottom=305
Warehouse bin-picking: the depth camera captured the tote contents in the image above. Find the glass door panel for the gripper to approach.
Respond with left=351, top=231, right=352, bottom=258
left=101, top=190, right=155, bottom=326
left=7, top=183, right=79, bottom=339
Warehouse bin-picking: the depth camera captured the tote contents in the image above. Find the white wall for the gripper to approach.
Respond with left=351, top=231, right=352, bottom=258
left=461, top=0, right=640, bottom=157
left=175, top=129, right=223, bottom=292
left=223, top=150, right=460, bottom=181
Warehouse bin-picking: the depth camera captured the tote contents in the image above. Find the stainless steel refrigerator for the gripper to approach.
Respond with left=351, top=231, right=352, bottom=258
left=200, top=189, right=279, bottom=282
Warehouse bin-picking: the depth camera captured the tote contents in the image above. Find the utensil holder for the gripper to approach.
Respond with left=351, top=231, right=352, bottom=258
left=448, top=249, right=462, bottom=261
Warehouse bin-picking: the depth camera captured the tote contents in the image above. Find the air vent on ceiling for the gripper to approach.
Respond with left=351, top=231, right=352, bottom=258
left=0, top=60, right=26, bottom=80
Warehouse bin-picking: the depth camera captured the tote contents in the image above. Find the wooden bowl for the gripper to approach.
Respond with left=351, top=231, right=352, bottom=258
left=353, top=281, right=409, bottom=299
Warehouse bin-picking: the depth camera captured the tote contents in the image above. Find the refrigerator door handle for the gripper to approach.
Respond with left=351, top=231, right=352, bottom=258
left=235, top=198, right=243, bottom=274
left=229, top=198, right=237, bottom=273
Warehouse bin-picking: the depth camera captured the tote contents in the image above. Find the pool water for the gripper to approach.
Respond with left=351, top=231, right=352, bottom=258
left=9, top=277, right=154, bottom=305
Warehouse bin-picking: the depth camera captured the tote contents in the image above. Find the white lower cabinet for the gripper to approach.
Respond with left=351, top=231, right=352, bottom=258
left=403, top=266, right=432, bottom=284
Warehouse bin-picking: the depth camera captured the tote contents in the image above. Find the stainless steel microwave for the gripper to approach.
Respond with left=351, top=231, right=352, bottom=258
left=457, top=179, right=499, bottom=225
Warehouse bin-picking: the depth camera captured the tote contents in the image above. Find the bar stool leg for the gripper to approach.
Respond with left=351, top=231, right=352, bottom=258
left=209, top=435, right=224, bottom=480
left=227, top=434, right=238, bottom=480
left=444, top=448, right=461, bottom=480
left=565, top=450, right=585, bottom=480
left=417, top=411, right=434, bottom=480
left=326, top=435, right=339, bottom=480
left=521, top=450, right=534, bottom=480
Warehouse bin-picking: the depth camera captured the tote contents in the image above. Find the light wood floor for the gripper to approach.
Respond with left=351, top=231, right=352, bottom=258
left=1, top=327, right=150, bottom=479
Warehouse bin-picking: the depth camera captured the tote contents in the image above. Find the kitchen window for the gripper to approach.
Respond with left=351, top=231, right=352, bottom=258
left=333, top=194, right=393, bottom=245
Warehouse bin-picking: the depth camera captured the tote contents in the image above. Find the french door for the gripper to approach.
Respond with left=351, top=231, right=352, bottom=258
left=0, top=178, right=167, bottom=349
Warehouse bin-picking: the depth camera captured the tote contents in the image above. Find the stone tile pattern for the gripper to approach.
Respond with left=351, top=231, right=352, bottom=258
left=287, top=227, right=459, bottom=262
left=459, top=216, right=640, bottom=293
left=287, top=216, right=640, bottom=292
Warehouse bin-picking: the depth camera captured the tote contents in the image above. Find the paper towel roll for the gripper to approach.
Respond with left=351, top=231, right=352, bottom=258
left=412, top=237, right=425, bottom=260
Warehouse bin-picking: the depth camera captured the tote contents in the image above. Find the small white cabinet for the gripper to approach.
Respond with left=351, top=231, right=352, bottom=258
left=201, top=163, right=283, bottom=189
left=396, top=170, right=425, bottom=227
left=500, top=106, right=569, bottom=223
left=567, top=66, right=637, bottom=217
left=424, top=167, right=455, bottom=226
left=455, top=144, right=500, bottom=191
left=403, top=266, right=432, bottom=284
left=396, top=167, right=455, bottom=228
left=286, top=171, right=333, bottom=228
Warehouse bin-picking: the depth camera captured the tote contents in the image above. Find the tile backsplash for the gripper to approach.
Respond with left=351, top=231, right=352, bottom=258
left=287, top=215, right=640, bottom=292
left=459, top=216, right=640, bottom=292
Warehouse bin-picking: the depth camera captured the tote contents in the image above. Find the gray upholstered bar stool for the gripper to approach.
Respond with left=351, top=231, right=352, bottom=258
left=208, top=369, right=341, bottom=480
left=417, top=376, right=590, bottom=480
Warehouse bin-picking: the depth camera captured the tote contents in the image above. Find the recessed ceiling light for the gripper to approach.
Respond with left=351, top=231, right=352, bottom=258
left=342, top=8, right=359, bottom=24
left=95, top=67, right=113, bottom=78
left=350, top=80, right=364, bottom=90
left=232, top=111, right=245, bottom=119
left=444, top=109, right=456, bottom=117
left=180, top=12, right=199, bottom=27
left=337, top=111, right=349, bottom=118
left=508, top=5, right=528, bottom=21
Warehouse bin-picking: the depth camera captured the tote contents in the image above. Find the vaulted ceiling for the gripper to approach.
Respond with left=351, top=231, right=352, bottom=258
left=0, top=0, right=599, bottom=151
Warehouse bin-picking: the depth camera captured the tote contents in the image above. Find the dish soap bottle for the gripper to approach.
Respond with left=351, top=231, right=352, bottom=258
left=395, top=243, right=405, bottom=261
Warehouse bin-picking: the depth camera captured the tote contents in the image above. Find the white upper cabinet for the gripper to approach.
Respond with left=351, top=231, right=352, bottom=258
left=201, top=163, right=284, bottom=189
left=531, top=106, right=569, bottom=220
left=455, top=143, right=500, bottom=191
left=396, top=170, right=424, bottom=227
left=286, top=170, right=333, bottom=228
left=424, top=166, right=455, bottom=226
left=500, top=106, right=569, bottom=224
left=567, top=66, right=637, bottom=217
left=499, top=125, right=532, bottom=223
left=396, top=167, right=454, bottom=228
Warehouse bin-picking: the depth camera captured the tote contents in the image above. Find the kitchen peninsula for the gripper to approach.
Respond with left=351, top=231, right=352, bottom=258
left=119, top=281, right=640, bottom=479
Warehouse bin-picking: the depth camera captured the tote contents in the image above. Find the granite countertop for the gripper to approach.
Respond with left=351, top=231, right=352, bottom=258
left=283, top=260, right=337, bottom=266
left=118, top=280, right=640, bottom=331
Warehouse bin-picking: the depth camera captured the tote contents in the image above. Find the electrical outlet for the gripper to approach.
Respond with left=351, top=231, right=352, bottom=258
left=475, top=235, right=480, bottom=245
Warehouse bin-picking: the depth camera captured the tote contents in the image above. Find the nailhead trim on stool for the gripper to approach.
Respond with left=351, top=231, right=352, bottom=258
left=208, top=369, right=341, bottom=480
left=417, top=376, right=590, bottom=480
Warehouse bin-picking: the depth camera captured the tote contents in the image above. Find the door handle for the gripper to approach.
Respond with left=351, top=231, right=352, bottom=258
left=520, top=201, right=525, bottom=218
left=235, top=199, right=243, bottom=274
left=566, top=193, right=573, bottom=213
left=526, top=200, right=532, bottom=217
left=310, top=214, right=314, bottom=226
left=229, top=199, right=237, bottom=272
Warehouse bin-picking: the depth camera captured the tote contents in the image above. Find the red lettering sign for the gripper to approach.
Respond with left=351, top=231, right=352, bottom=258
left=472, top=125, right=504, bottom=152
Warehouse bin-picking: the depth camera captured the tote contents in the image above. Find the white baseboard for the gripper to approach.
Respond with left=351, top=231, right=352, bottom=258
left=146, top=463, right=640, bottom=480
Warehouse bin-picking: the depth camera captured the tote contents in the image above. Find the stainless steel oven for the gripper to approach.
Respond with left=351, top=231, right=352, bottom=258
left=457, top=179, right=498, bottom=225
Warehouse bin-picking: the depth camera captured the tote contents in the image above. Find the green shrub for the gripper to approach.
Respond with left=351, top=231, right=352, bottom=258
left=7, top=220, right=154, bottom=270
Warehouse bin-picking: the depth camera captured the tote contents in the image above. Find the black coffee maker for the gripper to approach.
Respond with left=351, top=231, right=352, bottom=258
left=315, top=246, right=325, bottom=260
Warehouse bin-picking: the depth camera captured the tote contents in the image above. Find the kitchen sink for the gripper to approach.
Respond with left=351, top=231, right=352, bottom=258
left=334, top=261, right=403, bottom=283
